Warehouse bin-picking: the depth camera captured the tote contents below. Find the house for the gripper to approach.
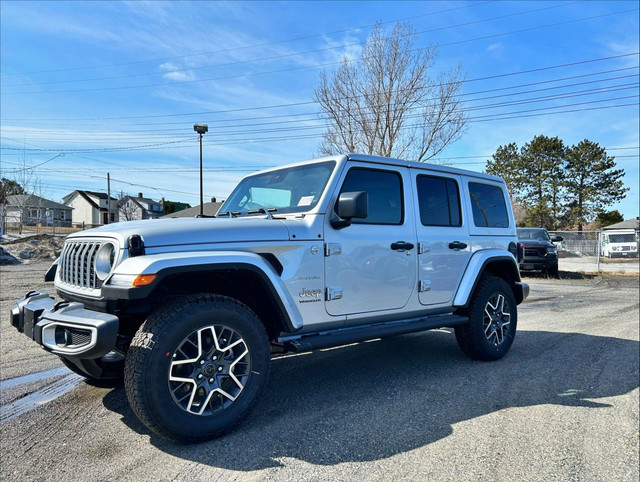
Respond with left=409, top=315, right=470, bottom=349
left=161, top=199, right=223, bottom=218
left=62, top=190, right=118, bottom=227
left=4, top=194, right=73, bottom=227
left=119, top=193, right=164, bottom=221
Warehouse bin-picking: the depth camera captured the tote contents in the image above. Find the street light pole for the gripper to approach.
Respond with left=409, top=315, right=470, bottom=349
left=193, top=124, right=208, bottom=217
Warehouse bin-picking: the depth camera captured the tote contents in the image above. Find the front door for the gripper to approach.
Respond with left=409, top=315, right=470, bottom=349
left=324, top=164, right=417, bottom=317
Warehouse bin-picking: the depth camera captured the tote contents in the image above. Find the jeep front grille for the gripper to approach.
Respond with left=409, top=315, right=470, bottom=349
left=59, top=241, right=103, bottom=289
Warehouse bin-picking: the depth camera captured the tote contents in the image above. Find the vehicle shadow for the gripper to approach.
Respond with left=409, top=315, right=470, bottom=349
left=521, top=271, right=597, bottom=280
left=102, top=329, right=639, bottom=470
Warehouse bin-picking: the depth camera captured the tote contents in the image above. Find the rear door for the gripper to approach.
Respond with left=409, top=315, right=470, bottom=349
left=412, top=171, right=471, bottom=305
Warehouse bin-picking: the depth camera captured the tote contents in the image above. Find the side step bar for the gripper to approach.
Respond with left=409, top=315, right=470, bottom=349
left=283, top=314, right=468, bottom=353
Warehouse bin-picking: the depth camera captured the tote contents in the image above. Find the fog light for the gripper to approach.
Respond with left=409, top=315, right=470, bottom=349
left=55, top=325, right=68, bottom=346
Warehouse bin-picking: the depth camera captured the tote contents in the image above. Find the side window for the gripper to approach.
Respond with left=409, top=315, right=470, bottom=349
left=468, top=182, right=509, bottom=228
left=339, top=168, right=403, bottom=225
left=416, top=175, right=461, bottom=227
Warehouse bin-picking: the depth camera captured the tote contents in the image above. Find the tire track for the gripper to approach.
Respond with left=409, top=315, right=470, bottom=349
left=1, top=373, right=83, bottom=423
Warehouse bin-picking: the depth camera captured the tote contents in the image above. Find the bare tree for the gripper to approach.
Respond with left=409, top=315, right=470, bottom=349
left=2, top=155, right=49, bottom=234
left=118, top=191, right=142, bottom=222
left=314, top=22, right=467, bottom=161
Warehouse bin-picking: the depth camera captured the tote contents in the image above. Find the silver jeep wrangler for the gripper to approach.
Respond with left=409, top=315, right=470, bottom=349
left=10, top=153, right=528, bottom=442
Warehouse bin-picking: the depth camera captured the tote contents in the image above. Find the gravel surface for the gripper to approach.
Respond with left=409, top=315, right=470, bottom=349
left=1, top=262, right=638, bottom=481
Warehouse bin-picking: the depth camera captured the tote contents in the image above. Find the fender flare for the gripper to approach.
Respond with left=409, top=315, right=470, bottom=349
left=102, top=251, right=303, bottom=331
left=453, top=249, right=524, bottom=308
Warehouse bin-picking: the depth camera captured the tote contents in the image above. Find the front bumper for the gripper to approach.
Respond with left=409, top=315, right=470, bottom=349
left=519, top=256, right=558, bottom=271
left=515, top=281, right=529, bottom=304
left=10, top=291, right=119, bottom=359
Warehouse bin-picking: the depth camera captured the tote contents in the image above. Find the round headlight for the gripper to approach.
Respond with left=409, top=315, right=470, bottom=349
left=95, top=243, right=116, bottom=280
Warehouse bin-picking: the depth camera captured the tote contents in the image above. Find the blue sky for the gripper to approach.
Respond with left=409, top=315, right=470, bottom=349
left=1, top=0, right=638, bottom=219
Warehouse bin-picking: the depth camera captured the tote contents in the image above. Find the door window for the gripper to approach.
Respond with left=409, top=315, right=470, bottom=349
left=416, top=175, right=461, bottom=227
left=338, top=168, right=403, bottom=225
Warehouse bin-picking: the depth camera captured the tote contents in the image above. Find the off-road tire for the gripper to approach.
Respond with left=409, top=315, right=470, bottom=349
left=124, top=294, right=270, bottom=443
left=455, top=275, right=517, bottom=361
left=547, top=265, right=559, bottom=279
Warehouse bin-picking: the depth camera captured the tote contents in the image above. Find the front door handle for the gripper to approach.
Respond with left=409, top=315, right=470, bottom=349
left=391, top=241, right=414, bottom=251
left=448, top=241, right=468, bottom=250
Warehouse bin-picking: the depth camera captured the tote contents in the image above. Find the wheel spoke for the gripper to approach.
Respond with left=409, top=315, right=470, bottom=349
left=168, top=323, right=251, bottom=416
left=483, top=293, right=512, bottom=346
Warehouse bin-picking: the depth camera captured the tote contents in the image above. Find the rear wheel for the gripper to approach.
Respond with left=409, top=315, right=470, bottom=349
left=125, top=294, right=270, bottom=442
left=455, top=275, right=517, bottom=361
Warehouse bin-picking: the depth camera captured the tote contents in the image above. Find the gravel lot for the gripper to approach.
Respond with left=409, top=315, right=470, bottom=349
left=1, top=262, right=638, bottom=481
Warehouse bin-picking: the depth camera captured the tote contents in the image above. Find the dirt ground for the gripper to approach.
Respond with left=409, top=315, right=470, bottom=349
left=0, top=234, right=64, bottom=265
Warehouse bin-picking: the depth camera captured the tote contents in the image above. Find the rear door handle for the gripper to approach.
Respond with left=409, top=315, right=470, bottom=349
left=448, top=241, right=468, bottom=250
left=391, top=241, right=414, bottom=251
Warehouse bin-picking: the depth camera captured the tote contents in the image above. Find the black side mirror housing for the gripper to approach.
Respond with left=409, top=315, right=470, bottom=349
left=331, top=191, right=368, bottom=229
left=551, top=235, right=563, bottom=242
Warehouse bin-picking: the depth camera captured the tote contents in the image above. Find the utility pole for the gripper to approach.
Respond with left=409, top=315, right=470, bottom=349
left=193, top=124, right=208, bottom=217
left=107, top=172, right=111, bottom=224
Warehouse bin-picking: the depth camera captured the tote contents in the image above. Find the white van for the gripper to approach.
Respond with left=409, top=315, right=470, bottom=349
left=601, top=229, right=638, bottom=258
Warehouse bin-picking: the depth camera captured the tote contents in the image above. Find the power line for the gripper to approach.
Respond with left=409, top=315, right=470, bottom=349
left=2, top=83, right=636, bottom=145
left=3, top=10, right=636, bottom=96
left=3, top=56, right=637, bottom=124
left=3, top=2, right=581, bottom=88
left=6, top=70, right=638, bottom=134
left=1, top=1, right=491, bottom=77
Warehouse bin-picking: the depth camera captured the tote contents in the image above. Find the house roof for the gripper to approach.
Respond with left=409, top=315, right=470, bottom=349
left=62, top=190, right=117, bottom=211
left=162, top=202, right=223, bottom=218
left=120, top=195, right=161, bottom=210
left=602, top=217, right=640, bottom=230
left=6, top=194, right=72, bottom=210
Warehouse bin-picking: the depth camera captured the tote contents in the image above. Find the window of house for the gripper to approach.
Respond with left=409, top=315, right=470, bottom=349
left=338, top=168, right=404, bottom=225
left=60, top=211, right=66, bottom=220
left=416, top=175, right=461, bottom=227
left=468, top=182, right=509, bottom=228
left=29, top=209, right=39, bottom=218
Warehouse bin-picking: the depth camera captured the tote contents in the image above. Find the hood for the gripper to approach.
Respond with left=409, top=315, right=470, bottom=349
left=67, top=217, right=291, bottom=249
left=518, top=239, right=554, bottom=248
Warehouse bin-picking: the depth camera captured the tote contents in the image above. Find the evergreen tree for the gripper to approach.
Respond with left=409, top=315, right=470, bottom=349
left=564, top=140, right=628, bottom=231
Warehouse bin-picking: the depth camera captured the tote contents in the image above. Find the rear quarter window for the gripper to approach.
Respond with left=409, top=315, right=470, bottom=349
left=468, top=182, right=509, bottom=228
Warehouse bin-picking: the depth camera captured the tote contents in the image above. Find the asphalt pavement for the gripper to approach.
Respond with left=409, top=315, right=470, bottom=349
left=1, top=262, right=638, bottom=481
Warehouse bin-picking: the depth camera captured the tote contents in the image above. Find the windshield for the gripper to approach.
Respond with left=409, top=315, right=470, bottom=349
left=221, top=161, right=336, bottom=215
left=609, top=234, right=636, bottom=243
left=517, top=228, right=550, bottom=241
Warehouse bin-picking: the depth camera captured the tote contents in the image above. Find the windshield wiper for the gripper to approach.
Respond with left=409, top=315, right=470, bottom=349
left=246, top=208, right=278, bottom=219
left=216, top=211, right=241, bottom=218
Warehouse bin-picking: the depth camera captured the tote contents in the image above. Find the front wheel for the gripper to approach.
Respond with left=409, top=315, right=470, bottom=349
left=125, top=294, right=270, bottom=442
left=455, top=275, right=517, bottom=361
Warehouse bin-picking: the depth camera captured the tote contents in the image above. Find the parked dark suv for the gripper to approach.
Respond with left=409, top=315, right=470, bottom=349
left=516, top=228, right=563, bottom=278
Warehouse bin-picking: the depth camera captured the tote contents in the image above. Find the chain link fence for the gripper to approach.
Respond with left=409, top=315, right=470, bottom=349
left=549, top=231, right=599, bottom=256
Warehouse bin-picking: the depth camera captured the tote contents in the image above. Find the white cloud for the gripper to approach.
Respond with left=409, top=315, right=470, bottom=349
left=162, top=70, right=196, bottom=82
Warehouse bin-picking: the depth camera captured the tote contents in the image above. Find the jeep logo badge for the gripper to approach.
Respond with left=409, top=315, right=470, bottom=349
left=299, top=288, right=321, bottom=298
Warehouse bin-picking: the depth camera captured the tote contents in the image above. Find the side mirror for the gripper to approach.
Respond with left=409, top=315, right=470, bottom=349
left=331, top=191, right=368, bottom=229
left=551, top=235, right=563, bottom=242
